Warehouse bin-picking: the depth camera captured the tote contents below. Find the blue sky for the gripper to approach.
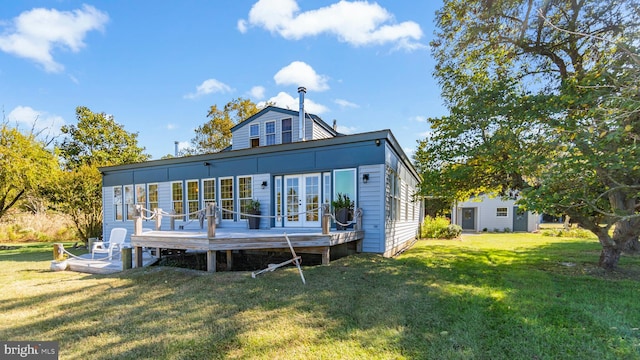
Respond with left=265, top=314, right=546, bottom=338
left=0, top=0, right=445, bottom=159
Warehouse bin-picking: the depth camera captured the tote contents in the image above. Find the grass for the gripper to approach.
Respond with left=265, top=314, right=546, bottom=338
left=1, top=234, right=639, bottom=359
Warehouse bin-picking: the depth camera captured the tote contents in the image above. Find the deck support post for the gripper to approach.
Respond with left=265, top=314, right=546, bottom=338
left=322, top=203, right=331, bottom=234
left=170, top=210, right=175, bottom=231
left=226, top=250, right=233, bottom=270
left=155, top=208, right=162, bottom=230
left=135, top=246, right=143, bottom=267
left=321, top=247, right=330, bottom=265
left=207, top=250, right=216, bottom=272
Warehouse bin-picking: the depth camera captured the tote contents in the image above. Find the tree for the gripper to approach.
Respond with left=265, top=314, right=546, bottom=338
left=50, top=106, right=150, bottom=241
left=58, top=106, right=150, bottom=168
left=187, top=97, right=263, bottom=154
left=0, top=122, right=59, bottom=221
left=416, top=0, right=640, bottom=269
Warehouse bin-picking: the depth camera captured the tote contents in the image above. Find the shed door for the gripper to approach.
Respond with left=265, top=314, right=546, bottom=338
left=513, top=207, right=528, bottom=232
left=461, top=208, right=475, bottom=230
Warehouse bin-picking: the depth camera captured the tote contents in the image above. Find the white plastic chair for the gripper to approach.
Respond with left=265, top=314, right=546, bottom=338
left=92, top=228, right=128, bottom=259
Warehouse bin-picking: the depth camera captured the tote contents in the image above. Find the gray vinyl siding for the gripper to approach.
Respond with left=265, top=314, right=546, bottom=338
left=358, top=164, right=385, bottom=253
left=383, top=145, right=421, bottom=256
left=312, top=122, right=333, bottom=140
left=232, top=110, right=303, bottom=150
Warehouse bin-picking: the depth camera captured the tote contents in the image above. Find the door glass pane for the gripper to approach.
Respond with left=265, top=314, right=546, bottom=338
left=305, top=176, right=319, bottom=221
left=286, top=178, right=299, bottom=221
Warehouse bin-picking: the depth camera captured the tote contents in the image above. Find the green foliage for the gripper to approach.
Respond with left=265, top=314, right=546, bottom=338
left=0, top=123, right=59, bottom=220
left=542, top=228, right=595, bottom=239
left=187, top=97, right=263, bottom=154
left=420, top=216, right=461, bottom=239
left=58, top=106, right=150, bottom=168
left=51, top=106, right=149, bottom=241
left=416, top=0, right=640, bottom=269
left=331, top=193, right=354, bottom=211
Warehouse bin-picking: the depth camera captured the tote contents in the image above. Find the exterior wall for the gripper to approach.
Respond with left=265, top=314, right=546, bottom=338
left=311, top=120, right=333, bottom=140
left=453, top=195, right=539, bottom=232
left=382, top=143, right=422, bottom=257
left=358, top=164, right=386, bottom=253
left=232, top=109, right=301, bottom=150
left=100, top=129, right=422, bottom=255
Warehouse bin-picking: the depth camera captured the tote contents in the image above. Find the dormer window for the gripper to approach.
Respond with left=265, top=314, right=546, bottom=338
left=250, top=124, right=260, bottom=148
left=265, top=121, right=276, bottom=145
left=282, top=118, right=292, bottom=144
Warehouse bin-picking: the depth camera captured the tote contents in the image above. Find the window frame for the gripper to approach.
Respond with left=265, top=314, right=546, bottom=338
left=238, top=176, right=253, bottom=220
left=186, top=179, right=199, bottom=220
left=171, top=181, right=185, bottom=221
left=496, top=207, right=508, bottom=217
left=219, top=177, right=234, bottom=221
left=265, top=120, right=276, bottom=145
left=281, top=118, right=292, bottom=144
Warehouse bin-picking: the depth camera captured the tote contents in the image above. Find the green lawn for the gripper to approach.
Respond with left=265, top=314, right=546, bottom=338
left=1, top=234, right=639, bottom=359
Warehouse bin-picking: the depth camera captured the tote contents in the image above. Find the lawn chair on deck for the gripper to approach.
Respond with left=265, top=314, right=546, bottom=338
left=92, top=228, right=127, bottom=259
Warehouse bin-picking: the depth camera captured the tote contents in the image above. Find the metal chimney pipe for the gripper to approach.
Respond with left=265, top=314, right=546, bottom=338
left=298, top=87, right=306, bottom=141
left=174, top=141, right=179, bottom=156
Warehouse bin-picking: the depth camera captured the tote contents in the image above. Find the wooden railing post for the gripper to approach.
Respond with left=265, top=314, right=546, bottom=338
left=170, top=209, right=175, bottom=230
left=134, top=204, right=142, bottom=236
left=355, top=208, right=363, bottom=230
left=207, top=203, right=216, bottom=238
left=322, top=203, right=331, bottom=234
left=155, top=208, right=162, bottom=230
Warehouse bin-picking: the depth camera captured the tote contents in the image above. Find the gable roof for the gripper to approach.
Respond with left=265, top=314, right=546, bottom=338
left=230, top=105, right=339, bottom=137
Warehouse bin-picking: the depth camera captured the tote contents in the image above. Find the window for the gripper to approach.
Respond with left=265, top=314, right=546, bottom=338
left=220, top=177, right=234, bottom=220
left=250, top=124, right=259, bottom=148
left=172, top=182, right=184, bottom=220
left=334, top=168, right=356, bottom=208
left=497, top=207, right=508, bottom=217
left=282, top=118, right=292, bottom=144
left=135, top=184, right=146, bottom=220
left=265, top=121, right=276, bottom=145
left=114, top=187, right=123, bottom=221
left=238, top=176, right=252, bottom=219
left=148, top=184, right=158, bottom=212
left=306, top=175, right=320, bottom=221
left=203, top=179, right=216, bottom=209
left=323, top=172, right=331, bottom=206
left=124, top=185, right=135, bottom=220
left=275, top=176, right=282, bottom=226
left=187, top=180, right=199, bottom=220
left=386, top=167, right=401, bottom=220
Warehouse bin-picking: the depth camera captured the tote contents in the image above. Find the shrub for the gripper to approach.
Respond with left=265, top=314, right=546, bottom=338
left=541, top=228, right=594, bottom=238
left=421, top=216, right=461, bottom=239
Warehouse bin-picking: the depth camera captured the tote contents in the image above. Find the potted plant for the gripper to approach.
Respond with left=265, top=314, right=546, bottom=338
left=331, top=193, right=354, bottom=230
left=247, top=199, right=261, bottom=229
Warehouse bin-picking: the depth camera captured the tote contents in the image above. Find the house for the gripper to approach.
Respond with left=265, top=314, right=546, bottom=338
left=99, top=87, right=423, bottom=257
left=451, top=194, right=539, bottom=232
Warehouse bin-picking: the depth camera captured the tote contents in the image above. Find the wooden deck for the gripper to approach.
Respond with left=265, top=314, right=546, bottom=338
left=131, top=228, right=364, bottom=272
left=66, top=250, right=158, bottom=274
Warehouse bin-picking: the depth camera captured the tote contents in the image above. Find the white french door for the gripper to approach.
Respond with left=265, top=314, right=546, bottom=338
left=284, top=173, right=321, bottom=227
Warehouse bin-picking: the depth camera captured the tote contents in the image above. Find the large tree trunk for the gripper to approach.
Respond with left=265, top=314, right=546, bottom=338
left=598, top=245, right=622, bottom=270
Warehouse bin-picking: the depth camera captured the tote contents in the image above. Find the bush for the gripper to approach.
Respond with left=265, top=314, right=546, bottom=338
left=421, top=216, right=461, bottom=239
left=541, top=228, right=594, bottom=238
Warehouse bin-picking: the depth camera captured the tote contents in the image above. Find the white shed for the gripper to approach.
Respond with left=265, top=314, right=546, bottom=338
left=451, top=195, right=539, bottom=232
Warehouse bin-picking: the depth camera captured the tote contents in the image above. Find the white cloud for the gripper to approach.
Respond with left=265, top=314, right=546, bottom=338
left=334, top=98, right=359, bottom=109
left=166, top=123, right=176, bottom=130
left=411, top=115, right=428, bottom=123
left=336, top=124, right=357, bottom=134
left=249, top=85, right=265, bottom=99
left=184, top=78, right=233, bottom=99
left=178, top=141, right=190, bottom=151
left=0, top=5, right=108, bottom=72
left=403, top=147, right=415, bottom=157
left=239, top=0, right=424, bottom=51
left=7, top=106, right=65, bottom=136
left=274, top=61, right=329, bottom=91
left=259, top=91, right=329, bottom=114
left=237, top=19, right=248, bottom=33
